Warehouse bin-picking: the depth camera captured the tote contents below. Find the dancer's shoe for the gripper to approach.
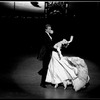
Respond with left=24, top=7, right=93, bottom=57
left=54, top=84, right=58, bottom=88
left=40, top=84, right=47, bottom=88
left=63, top=81, right=68, bottom=89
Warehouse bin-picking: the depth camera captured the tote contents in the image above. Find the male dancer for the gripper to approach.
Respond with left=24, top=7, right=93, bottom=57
left=38, top=24, right=54, bottom=88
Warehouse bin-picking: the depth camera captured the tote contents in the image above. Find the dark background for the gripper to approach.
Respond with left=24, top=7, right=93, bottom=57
left=1, top=1, right=100, bottom=74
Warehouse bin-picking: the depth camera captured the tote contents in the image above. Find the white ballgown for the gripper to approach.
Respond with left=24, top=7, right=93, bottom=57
left=45, top=39, right=90, bottom=91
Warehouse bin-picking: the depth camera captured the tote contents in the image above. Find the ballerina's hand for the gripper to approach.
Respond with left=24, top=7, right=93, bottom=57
left=69, top=35, right=74, bottom=43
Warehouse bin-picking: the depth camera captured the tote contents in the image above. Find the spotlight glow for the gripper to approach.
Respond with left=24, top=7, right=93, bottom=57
left=1, top=1, right=45, bottom=13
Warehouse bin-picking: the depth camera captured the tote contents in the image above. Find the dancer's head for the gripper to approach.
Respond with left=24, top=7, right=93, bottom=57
left=45, top=24, right=54, bottom=34
left=62, top=39, right=69, bottom=48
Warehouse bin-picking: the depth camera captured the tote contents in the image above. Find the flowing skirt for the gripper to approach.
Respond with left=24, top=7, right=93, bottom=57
left=45, top=51, right=90, bottom=91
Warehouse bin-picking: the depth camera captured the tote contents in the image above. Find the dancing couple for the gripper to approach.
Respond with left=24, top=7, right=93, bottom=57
left=37, top=24, right=90, bottom=91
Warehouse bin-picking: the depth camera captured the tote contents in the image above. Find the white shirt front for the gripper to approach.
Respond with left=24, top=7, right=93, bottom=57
left=46, top=31, right=52, bottom=40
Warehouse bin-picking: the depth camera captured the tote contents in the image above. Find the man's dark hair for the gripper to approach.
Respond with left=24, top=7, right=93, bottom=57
left=45, top=24, right=51, bottom=29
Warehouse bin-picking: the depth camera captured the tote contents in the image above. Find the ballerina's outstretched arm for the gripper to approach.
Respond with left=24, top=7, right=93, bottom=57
left=64, top=35, right=74, bottom=48
left=53, top=36, right=74, bottom=59
left=68, top=35, right=74, bottom=43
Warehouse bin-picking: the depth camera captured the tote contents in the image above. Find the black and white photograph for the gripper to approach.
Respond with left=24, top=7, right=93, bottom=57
left=0, top=1, right=100, bottom=99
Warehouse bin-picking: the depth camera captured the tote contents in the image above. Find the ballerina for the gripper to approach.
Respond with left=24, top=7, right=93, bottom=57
left=45, top=35, right=90, bottom=91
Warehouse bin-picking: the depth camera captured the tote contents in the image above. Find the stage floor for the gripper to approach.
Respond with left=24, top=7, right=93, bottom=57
left=0, top=54, right=100, bottom=99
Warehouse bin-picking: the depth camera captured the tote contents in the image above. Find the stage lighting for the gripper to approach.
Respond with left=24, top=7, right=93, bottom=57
left=45, top=1, right=68, bottom=18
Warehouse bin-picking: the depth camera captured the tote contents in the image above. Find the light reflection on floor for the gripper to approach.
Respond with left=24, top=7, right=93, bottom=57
left=9, top=55, right=100, bottom=99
